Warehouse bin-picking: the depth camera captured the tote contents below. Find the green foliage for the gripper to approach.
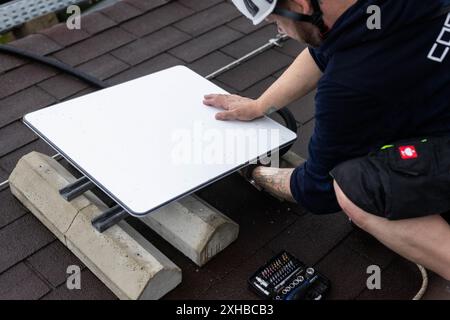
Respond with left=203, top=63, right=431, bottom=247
left=0, top=32, right=14, bottom=44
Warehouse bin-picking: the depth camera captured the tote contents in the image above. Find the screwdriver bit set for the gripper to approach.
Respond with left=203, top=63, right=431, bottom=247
left=248, top=251, right=330, bottom=300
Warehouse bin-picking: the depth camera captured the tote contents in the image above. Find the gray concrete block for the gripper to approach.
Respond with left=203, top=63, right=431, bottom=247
left=281, top=151, right=306, bottom=168
left=9, top=152, right=181, bottom=300
left=140, top=195, right=239, bottom=266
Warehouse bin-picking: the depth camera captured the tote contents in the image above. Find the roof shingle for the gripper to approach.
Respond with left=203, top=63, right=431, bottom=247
left=10, top=34, right=62, bottom=56
left=26, top=241, right=85, bottom=288
left=0, top=214, right=55, bottom=274
left=0, top=263, right=50, bottom=300
left=0, top=63, right=58, bottom=99
left=216, top=49, right=292, bottom=91
left=52, top=27, right=136, bottom=66
left=0, top=86, right=56, bottom=129
left=178, top=0, right=224, bottom=12
left=221, top=24, right=278, bottom=58
left=101, top=1, right=143, bottom=23
left=108, top=53, right=184, bottom=85
left=0, top=138, right=55, bottom=174
left=169, top=26, right=242, bottom=63
left=123, top=0, right=170, bottom=12
left=0, top=122, right=38, bottom=158
left=41, top=269, right=116, bottom=300
left=39, top=24, right=90, bottom=47
left=77, top=54, right=130, bottom=80
left=0, top=190, right=28, bottom=229
left=174, top=2, right=241, bottom=36
left=188, top=51, right=235, bottom=77
left=121, top=2, right=194, bottom=37
left=111, top=26, right=190, bottom=65
left=79, top=12, right=118, bottom=35
left=38, top=73, right=89, bottom=101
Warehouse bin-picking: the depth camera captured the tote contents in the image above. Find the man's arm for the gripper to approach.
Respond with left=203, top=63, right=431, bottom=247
left=257, top=47, right=322, bottom=115
left=203, top=48, right=322, bottom=120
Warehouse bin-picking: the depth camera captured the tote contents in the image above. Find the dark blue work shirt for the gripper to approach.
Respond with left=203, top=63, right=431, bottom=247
left=290, top=0, right=450, bottom=214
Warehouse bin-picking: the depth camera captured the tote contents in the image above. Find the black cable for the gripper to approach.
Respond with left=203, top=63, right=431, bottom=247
left=276, top=107, right=299, bottom=156
left=0, top=44, right=108, bottom=89
left=0, top=43, right=298, bottom=156
left=277, top=107, right=299, bottom=135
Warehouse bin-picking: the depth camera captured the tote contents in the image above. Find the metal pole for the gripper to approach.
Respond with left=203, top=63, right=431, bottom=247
left=0, top=179, right=9, bottom=191
left=59, top=176, right=95, bottom=201
left=205, top=34, right=288, bottom=80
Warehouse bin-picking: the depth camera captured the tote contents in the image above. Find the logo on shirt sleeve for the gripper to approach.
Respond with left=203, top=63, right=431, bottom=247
left=428, top=13, right=450, bottom=63
left=399, top=146, right=418, bottom=159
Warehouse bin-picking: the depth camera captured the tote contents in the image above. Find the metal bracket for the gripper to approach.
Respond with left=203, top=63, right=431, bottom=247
left=60, top=177, right=128, bottom=232
left=59, top=176, right=95, bottom=201
left=91, top=205, right=129, bottom=233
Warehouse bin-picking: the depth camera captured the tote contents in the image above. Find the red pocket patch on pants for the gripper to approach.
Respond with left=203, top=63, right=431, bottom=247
left=399, top=146, right=418, bottom=159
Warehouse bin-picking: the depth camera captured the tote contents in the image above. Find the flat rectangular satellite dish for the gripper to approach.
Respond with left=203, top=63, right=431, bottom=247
left=24, top=66, right=297, bottom=217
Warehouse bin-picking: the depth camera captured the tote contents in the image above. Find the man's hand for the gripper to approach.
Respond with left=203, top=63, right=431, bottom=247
left=203, top=94, right=265, bottom=121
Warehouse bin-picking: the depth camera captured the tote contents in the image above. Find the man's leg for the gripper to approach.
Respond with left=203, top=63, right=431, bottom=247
left=334, top=181, right=450, bottom=281
left=251, top=167, right=296, bottom=202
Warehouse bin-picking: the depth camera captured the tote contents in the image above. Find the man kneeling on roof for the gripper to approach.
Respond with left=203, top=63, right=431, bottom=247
left=204, top=0, right=450, bottom=281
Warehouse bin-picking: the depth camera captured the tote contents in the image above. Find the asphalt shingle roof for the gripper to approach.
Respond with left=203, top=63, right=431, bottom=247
left=0, top=0, right=447, bottom=300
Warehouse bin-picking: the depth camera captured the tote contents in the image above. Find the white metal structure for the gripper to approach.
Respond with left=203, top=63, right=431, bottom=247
left=0, top=0, right=84, bottom=32
left=24, top=66, right=297, bottom=217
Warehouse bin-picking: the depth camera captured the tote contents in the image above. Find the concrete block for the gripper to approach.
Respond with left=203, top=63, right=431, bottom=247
left=140, top=195, right=239, bottom=266
left=281, top=151, right=306, bottom=168
left=66, top=204, right=181, bottom=300
left=9, top=152, right=91, bottom=244
left=9, top=152, right=181, bottom=300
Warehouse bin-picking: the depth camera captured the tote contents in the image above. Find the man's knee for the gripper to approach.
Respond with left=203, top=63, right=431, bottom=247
left=333, top=180, right=372, bottom=229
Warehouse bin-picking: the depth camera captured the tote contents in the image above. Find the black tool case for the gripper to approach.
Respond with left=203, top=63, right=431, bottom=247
left=248, top=251, right=330, bottom=300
